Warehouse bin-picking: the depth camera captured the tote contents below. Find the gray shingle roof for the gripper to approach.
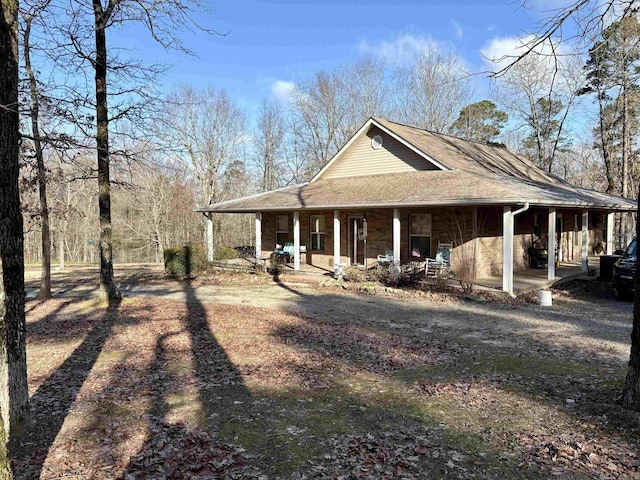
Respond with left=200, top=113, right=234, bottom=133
left=197, top=118, right=636, bottom=213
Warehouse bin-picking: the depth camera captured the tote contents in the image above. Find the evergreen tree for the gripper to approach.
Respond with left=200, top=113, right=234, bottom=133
left=579, top=12, right=640, bottom=197
left=450, top=100, right=508, bottom=143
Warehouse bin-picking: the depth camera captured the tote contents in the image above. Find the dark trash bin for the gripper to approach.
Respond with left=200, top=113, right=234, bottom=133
left=600, top=255, right=622, bottom=281
left=528, top=247, right=548, bottom=269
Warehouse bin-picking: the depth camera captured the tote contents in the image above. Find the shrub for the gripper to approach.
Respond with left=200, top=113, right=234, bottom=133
left=164, top=246, right=207, bottom=277
left=342, top=266, right=366, bottom=282
left=214, top=246, right=240, bottom=260
left=367, top=265, right=389, bottom=284
left=367, top=262, right=424, bottom=288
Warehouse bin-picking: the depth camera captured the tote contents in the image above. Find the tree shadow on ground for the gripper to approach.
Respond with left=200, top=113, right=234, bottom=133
left=120, top=280, right=261, bottom=478
left=17, top=267, right=640, bottom=479
left=11, top=299, right=122, bottom=479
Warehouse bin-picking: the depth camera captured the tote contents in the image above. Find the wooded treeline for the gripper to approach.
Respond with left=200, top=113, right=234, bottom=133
left=17, top=4, right=640, bottom=268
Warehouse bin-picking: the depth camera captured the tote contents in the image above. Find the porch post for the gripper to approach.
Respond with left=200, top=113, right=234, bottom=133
left=333, top=210, right=341, bottom=270
left=255, top=212, right=262, bottom=261
left=606, top=211, right=614, bottom=255
left=206, top=213, right=214, bottom=262
left=581, top=210, right=589, bottom=271
left=293, top=211, right=300, bottom=271
left=392, top=208, right=401, bottom=267
left=627, top=212, right=634, bottom=246
left=548, top=207, right=556, bottom=280
left=502, top=207, right=513, bottom=293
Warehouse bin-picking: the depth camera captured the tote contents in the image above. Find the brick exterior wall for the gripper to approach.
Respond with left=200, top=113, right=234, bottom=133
left=260, top=207, right=609, bottom=277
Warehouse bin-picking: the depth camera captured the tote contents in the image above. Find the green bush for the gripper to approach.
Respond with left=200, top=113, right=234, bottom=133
left=164, top=246, right=207, bottom=277
left=214, top=246, right=240, bottom=260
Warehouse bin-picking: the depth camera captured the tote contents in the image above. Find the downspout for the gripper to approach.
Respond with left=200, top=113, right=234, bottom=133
left=512, top=202, right=530, bottom=218
left=507, top=202, right=530, bottom=298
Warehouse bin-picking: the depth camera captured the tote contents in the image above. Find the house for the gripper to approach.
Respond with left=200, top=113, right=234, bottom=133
left=196, top=117, right=636, bottom=295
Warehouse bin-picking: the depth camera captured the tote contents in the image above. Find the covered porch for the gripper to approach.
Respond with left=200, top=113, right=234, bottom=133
left=269, top=255, right=601, bottom=296
left=243, top=205, right=634, bottom=296
left=476, top=258, right=601, bottom=295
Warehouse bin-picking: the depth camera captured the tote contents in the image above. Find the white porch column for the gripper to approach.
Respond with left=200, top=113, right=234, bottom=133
left=206, top=213, right=214, bottom=262
left=502, top=207, right=514, bottom=294
left=392, top=208, right=401, bottom=267
left=548, top=208, right=556, bottom=280
left=333, top=210, right=341, bottom=269
left=627, top=212, right=635, bottom=246
left=255, top=212, right=262, bottom=261
left=581, top=210, right=589, bottom=271
left=293, top=211, right=300, bottom=271
left=606, top=211, right=614, bottom=255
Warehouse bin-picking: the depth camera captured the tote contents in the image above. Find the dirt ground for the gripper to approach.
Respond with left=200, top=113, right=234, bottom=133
left=14, top=264, right=640, bottom=479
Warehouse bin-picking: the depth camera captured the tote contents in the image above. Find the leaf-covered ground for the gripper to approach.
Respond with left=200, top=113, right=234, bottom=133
left=13, top=267, right=640, bottom=479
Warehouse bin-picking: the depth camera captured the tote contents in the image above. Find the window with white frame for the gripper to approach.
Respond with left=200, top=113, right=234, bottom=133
left=276, top=215, right=289, bottom=247
left=310, top=215, right=325, bottom=251
left=410, top=214, right=431, bottom=258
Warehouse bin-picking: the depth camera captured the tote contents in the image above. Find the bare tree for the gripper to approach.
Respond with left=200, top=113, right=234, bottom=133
left=160, top=85, right=248, bottom=259
left=502, top=0, right=640, bottom=412
left=0, top=0, right=30, bottom=468
left=289, top=70, right=346, bottom=177
left=37, top=0, right=215, bottom=301
left=254, top=99, right=287, bottom=191
left=289, top=56, right=390, bottom=178
left=393, top=45, right=471, bottom=133
left=21, top=0, right=52, bottom=298
left=491, top=51, right=582, bottom=173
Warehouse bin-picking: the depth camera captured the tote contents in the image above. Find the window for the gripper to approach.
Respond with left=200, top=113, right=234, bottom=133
left=534, top=213, right=541, bottom=238
left=410, top=214, right=431, bottom=258
left=574, top=214, right=580, bottom=246
left=310, top=215, right=325, bottom=251
left=276, top=215, right=289, bottom=247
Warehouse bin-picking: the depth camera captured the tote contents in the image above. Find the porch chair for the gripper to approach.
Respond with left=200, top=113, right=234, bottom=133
left=273, top=242, right=295, bottom=264
left=377, top=249, right=394, bottom=266
left=425, top=242, right=453, bottom=278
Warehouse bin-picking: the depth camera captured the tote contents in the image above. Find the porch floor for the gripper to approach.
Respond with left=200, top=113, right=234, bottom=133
left=474, top=256, right=601, bottom=295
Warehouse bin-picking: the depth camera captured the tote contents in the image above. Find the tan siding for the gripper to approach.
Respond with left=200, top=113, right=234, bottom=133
left=322, top=126, right=439, bottom=180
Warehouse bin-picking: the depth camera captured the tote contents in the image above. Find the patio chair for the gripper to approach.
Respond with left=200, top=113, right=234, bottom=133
left=377, top=249, right=394, bottom=266
left=425, top=242, right=453, bottom=278
left=273, top=242, right=295, bottom=264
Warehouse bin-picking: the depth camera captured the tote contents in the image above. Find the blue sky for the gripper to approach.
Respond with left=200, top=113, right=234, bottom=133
left=117, top=0, right=570, bottom=120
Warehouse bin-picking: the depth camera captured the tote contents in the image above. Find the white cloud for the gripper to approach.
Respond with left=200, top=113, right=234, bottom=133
left=271, top=80, right=296, bottom=103
left=480, top=34, right=575, bottom=75
left=451, top=21, right=463, bottom=40
left=358, top=33, right=441, bottom=66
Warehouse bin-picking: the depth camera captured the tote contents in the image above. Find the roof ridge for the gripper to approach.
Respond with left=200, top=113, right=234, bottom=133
left=373, top=117, right=508, bottom=150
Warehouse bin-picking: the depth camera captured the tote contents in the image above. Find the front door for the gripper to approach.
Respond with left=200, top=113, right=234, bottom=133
left=348, top=216, right=366, bottom=266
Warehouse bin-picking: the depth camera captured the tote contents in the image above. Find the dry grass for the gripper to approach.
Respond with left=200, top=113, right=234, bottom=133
left=12, top=268, right=640, bottom=479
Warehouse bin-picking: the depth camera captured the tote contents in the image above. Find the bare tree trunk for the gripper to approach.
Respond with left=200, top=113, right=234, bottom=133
left=621, top=192, right=640, bottom=410
left=93, top=0, right=121, bottom=302
left=0, top=0, right=30, bottom=454
left=23, top=15, right=51, bottom=299
left=597, top=93, right=616, bottom=195
left=58, top=217, right=66, bottom=270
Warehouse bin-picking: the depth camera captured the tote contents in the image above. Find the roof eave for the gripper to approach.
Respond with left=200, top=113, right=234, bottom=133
left=195, top=197, right=637, bottom=214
